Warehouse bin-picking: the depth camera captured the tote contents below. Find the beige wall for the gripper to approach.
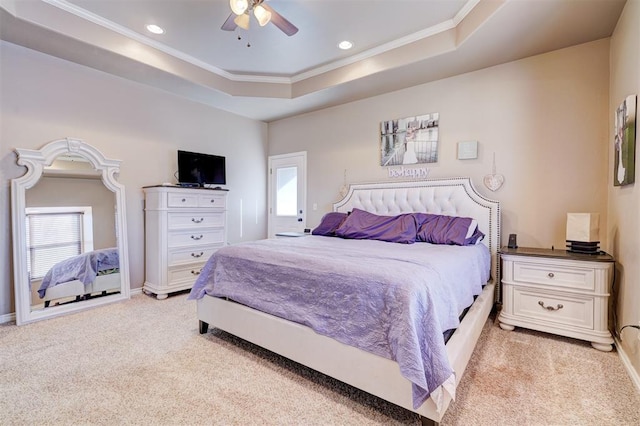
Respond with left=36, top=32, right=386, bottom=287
left=0, top=40, right=269, bottom=318
left=269, top=39, right=611, bottom=252
left=608, top=0, right=640, bottom=383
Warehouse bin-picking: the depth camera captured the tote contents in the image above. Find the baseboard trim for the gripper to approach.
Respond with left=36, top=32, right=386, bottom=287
left=0, top=312, right=16, bottom=325
left=614, top=336, right=640, bottom=392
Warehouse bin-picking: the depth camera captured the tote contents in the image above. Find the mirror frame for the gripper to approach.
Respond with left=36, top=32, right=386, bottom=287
left=11, top=137, right=130, bottom=325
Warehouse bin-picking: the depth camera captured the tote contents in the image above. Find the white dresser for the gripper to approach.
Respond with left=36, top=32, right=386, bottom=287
left=499, top=247, right=614, bottom=351
left=143, top=186, right=227, bottom=299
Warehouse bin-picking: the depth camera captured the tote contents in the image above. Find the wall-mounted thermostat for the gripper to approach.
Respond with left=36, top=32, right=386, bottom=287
left=457, top=141, right=478, bottom=160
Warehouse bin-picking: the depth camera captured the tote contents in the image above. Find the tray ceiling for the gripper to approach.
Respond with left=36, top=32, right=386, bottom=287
left=0, top=0, right=627, bottom=122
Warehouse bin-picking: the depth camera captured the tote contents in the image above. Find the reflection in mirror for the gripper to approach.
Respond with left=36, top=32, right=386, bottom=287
left=26, top=176, right=119, bottom=311
left=12, top=138, right=130, bottom=325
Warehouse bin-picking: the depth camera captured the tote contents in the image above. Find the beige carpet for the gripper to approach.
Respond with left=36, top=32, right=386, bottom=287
left=1, top=293, right=638, bottom=425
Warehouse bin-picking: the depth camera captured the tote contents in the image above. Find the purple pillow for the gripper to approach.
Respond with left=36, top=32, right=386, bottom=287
left=465, top=227, right=485, bottom=245
left=312, top=212, right=348, bottom=236
left=334, top=208, right=417, bottom=244
left=414, top=213, right=481, bottom=246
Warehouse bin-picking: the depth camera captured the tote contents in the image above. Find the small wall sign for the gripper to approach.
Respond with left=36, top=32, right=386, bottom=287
left=387, top=166, right=430, bottom=179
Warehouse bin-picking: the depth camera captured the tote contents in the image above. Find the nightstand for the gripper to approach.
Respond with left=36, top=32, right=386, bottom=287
left=498, top=247, right=615, bottom=351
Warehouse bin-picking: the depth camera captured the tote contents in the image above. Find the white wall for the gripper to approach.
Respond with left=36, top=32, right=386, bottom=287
left=608, top=0, right=640, bottom=383
left=269, top=39, right=611, bottom=251
left=0, top=41, right=268, bottom=318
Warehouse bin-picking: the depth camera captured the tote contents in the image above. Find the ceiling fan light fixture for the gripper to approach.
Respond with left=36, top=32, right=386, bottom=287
left=230, top=0, right=248, bottom=15
left=253, top=4, right=272, bottom=27
left=234, top=13, right=251, bottom=30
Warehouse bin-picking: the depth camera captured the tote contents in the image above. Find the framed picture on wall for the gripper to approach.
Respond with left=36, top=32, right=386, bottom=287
left=614, top=94, right=637, bottom=186
left=380, top=113, right=439, bottom=166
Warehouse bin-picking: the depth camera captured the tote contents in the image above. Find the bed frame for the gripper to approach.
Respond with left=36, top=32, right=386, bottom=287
left=196, top=177, right=500, bottom=424
left=40, top=272, right=121, bottom=308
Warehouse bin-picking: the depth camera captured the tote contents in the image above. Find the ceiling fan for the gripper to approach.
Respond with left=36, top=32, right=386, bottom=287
left=222, top=0, right=299, bottom=36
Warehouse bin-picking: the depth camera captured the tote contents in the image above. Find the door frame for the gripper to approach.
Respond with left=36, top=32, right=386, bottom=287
left=267, top=151, right=307, bottom=238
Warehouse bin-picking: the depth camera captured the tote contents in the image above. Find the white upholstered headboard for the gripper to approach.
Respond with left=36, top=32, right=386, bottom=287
left=333, top=177, right=501, bottom=301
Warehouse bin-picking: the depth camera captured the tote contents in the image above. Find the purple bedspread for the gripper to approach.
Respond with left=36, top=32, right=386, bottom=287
left=188, top=236, right=490, bottom=409
left=38, top=248, right=119, bottom=298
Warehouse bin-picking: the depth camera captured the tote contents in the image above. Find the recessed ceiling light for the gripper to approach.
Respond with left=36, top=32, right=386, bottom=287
left=338, top=40, right=353, bottom=50
left=146, top=24, right=165, bottom=35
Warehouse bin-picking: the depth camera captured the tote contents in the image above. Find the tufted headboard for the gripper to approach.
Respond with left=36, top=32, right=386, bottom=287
left=333, top=177, right=501, bottom=301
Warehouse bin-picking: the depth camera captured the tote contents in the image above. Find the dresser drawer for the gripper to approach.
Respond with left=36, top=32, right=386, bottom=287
left=168, top=263, right=206, bottom=285
left=199, top=194, right=226, bottom=208
left=512, top=287, right=594, bottom=330
left=167, top=245, right=222, bottom=266
left=168, top=228, right=225, bottom=247
left=168, top=211, right=225, bottom=229
left=167, top=193, right=199, bottom=208
left=512, top=261, right=595, bottom=291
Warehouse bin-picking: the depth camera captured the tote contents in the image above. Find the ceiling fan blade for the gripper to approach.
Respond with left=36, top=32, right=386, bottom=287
left=221, top=13, right=237, bottom=31
left=261, top=3, right=299, bottom=36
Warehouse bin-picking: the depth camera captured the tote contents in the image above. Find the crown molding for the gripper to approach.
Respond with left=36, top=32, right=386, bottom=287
left=42, top=0, right=481, bottom=85
left=41, top=0, right=291, bottom=84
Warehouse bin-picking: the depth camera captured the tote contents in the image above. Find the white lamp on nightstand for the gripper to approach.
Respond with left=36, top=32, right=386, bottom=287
left=566, top=213, right=600, bottom=254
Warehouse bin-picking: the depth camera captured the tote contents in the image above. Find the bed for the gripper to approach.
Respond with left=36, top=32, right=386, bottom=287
left=190, top=178, right=500, bottom=424
left=37, top=247, right=121, bottom=307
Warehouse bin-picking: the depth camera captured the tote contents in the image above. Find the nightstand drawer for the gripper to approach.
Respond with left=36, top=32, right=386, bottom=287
left=513, top=287, right=594, bottom=330
left=512, top=261, right=595, bottom=291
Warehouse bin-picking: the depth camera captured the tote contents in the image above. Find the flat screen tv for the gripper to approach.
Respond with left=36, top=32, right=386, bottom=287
left=177, top=150, right=226, bottom=186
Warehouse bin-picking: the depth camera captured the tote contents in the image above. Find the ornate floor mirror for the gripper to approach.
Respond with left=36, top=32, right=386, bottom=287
left=11, top=138, right=130, bottom=325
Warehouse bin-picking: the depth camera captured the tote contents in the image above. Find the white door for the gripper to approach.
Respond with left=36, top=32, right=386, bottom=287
left=268, top=152, right=307, bottom=237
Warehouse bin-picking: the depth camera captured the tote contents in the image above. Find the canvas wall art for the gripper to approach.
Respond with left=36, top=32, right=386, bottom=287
left=380, top=113, right=439, bottom=166
left=614, top=94, right=636, bottom=186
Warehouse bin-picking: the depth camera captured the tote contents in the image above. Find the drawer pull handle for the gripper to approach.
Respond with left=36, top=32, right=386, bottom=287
left=191, top=235, right=203, bottom=240
left=547, top=272, right=555, bottom=278
left=538, top=301, right=563, bottom=311
left=181, top=198, right=186, bottom=202
left=192, top=218, right=204, bottom=223
left=210, top=199, right=215, bottom=203
left=190, top=269, right=202, bottom=275
left=191, top=252, right=204, bottom=258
